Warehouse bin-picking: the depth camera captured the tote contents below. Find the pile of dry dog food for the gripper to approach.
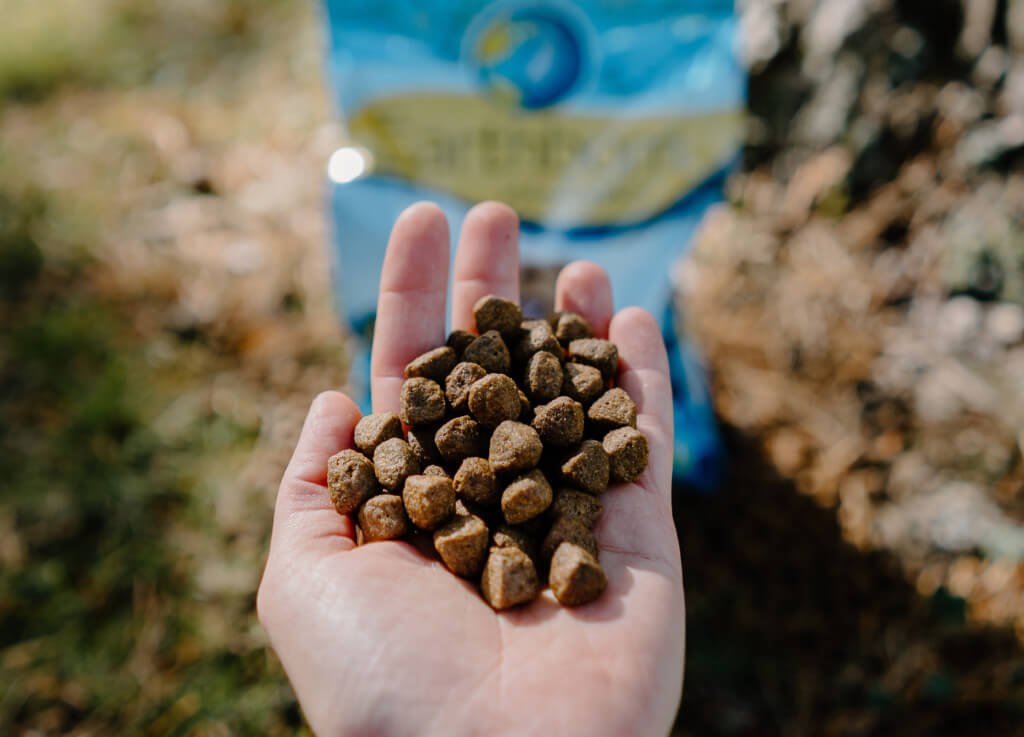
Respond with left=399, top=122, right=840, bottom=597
left=326, top=295, right=648, bottom=609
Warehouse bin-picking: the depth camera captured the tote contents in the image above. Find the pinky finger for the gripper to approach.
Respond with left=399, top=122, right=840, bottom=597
left=607, top=308, right=674, bottom=498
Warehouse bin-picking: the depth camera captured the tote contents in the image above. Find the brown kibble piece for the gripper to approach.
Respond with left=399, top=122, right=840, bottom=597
left=560, top=439, right=610, bottom=495
left=489, top=420, right=543, bottom=474
left=473, top=295, right=523, bottom=337
left=447, top=329, right=476, bottom=358
left=435, top=416, right=484, bottom=464
left=358, top=494, right=410, bottom=541
left=402, top=475, right=455, bottom=531
left=433, top=514, right=489, bottom=578
left=404, top=346, right=457, bottom=382
left=524, top=351, right=563, bottom=403
left=603, top=427, right=650, bottom=483
left=549, top=542, right=607, bottom=606
left=453, top=457, right=499, bottom=506
left=588, top=388, right=637, bottom=431
left=468, top=373, right=521, bottom=428
left=353, top=412, right=403, bottom=456
left=541, top=516, right=599, bottom=562
left=532, top=396, right=584, bottom=447
left=400, top=377, right=446, bottom=426
left=501, top=468, right=553, bottom=524
left=423, top=464, right=450, bottom=478
left=480, top=546, right=540, bottom=610
left=561, top=363, right=604, bottom=405
left=554, top=311, right=593, bottom=344
left=407, top=424, right=441, bottom=466
left=463, top=330, right=511, bottom=374
left=327, top=449, right=379, bottom=515
left=445, top=361, right=487, bottom=412
left=492, top=524, right=536, bottom=560
left=568, top=338, right=618, bottom=380
left=550, top=487, right=603, bottom=528
left=373, top=437, right=421, bottom=491
left=518, top=390, right=534, bottom=424
left=514, top=319, right=562, bottom=363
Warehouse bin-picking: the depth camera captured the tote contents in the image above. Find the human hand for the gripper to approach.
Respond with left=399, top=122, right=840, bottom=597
left=257, top=202, right=684, bottom=737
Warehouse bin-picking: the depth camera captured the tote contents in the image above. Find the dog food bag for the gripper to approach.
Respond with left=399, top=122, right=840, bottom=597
left=321, top=0, right=744, bottom=490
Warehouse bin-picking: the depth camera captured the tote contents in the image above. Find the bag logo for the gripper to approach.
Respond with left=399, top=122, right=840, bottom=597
left=465, top=3, right=590, bottom=110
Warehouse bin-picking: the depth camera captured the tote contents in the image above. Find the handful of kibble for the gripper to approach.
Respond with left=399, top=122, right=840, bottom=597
left=326, top=295, right=649, bottom=609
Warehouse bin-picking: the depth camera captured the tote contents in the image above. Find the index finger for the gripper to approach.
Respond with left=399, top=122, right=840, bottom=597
left=370, top=203, right=451, bottom=413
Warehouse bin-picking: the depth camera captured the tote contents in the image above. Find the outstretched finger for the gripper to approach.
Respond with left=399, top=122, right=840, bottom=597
left=596, top=307, right=679, bottom=573
left=371, top=202, right=450, bottom=414
left=451, top=201, right=520, bottom=331
left=554, top=261, right=613, bottom=338
left=608, top=307, right=673, bottom=494
left=270, top=391, right=362, bottom=557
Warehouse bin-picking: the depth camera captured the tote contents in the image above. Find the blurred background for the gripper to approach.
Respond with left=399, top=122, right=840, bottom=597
left=1, top=0, right=1023, bottom=735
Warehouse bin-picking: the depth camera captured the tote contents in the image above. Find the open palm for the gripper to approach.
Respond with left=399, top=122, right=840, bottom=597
left=257, top=202, right=685, bottom=737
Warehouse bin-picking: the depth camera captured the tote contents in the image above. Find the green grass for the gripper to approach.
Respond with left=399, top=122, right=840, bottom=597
left=0, top=178, right=296, bottom=735
left=0, top=0, right=301, bottom=101
left=0, top=2, right=321, bottom=728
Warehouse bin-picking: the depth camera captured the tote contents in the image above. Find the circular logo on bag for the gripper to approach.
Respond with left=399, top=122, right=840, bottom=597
left=465, top=2, right=592, bottom=110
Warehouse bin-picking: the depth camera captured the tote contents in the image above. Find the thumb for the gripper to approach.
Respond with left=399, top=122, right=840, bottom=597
left=269, top=391, right=362, bottom=560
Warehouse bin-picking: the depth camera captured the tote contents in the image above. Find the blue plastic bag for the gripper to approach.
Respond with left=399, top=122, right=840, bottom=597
left=321, top=0, right=744, bottom=491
